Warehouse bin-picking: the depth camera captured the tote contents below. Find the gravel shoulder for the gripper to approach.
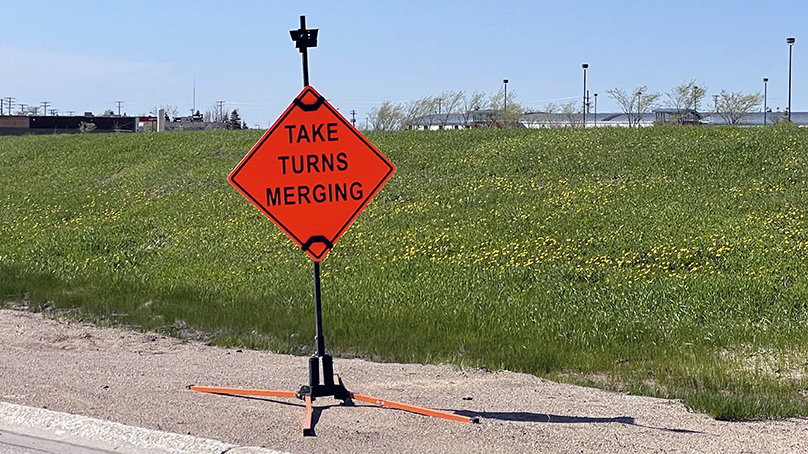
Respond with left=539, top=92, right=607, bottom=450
left=1, top=309, right=806, bottom=453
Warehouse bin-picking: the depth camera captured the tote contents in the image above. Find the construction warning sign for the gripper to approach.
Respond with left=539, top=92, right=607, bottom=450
left=229, top=86, right=395, bottom=262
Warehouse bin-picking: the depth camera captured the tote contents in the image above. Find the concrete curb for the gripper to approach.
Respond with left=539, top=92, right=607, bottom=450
left=0, top=402, right=288, bottom=454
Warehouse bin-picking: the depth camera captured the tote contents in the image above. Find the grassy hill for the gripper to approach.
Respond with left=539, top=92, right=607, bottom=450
left=1, top=126, right=807, bottom=420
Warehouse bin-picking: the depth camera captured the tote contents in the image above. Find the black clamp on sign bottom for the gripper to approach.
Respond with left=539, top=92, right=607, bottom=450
left=301, top=235, right=333, bottom=254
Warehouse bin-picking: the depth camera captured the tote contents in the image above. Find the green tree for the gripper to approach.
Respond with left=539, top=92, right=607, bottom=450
left=228, top=109, right=243, bottom=129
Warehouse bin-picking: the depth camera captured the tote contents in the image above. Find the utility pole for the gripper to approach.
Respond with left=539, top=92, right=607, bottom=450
left=5, top=97, right=16, bottom=115
left=350, top=110, right=357, bottom=128
left=18, top=103, right=27, bottom=114
left=216, top=100, right=226, bottom=122
left=41, top=101, right=50, bottom=116
left=49, top=109, right=58, bottom=116
left=115, top=101, right=124, bottom=116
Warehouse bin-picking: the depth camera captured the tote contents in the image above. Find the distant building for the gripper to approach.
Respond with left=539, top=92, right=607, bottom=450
left=408, top=113, right=472, bottom=130
left=520, top=112, right=657, bottom=128
left=653, top=109, right=703, bottom=125
left=406, top=109, right=808, bottom=130
left=0, top=114, right=137, bottom=135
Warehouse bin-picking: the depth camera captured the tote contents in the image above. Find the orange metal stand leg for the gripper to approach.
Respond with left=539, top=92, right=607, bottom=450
left=349, top=392, right=478, bottom=424
left=303, top=395, right=315, bottom=436
left=188, top=385, right=299, bottom=399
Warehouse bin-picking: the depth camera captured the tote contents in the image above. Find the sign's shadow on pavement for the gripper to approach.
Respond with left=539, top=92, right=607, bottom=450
left=455, top=410, right=704, bottom=434
left=222, top=394, right=702, bottom=436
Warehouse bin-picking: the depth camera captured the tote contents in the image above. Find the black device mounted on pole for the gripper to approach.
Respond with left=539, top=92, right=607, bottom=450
left=290, top=15, right=318, bottom=87
left=189, top=15, right=478, bottom=436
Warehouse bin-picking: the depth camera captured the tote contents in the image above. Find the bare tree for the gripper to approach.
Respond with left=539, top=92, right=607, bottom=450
left=488, top=88, right=525, bottom=128
left=636, top=90, right=661, bottom=127
left=368, top=101, right=404, bottom=131
left=401, top=96, right=438, bottom=129
left=607, top=88, right=635, bottom=126
left=607, top=86, right=660, bottom=127
left=717, top=90, right=762, bottom=125
left=460, top=91, right=487, bottom=126
left=560, top=100, right=582, bottom=128
left=666, top=80, right=707, bottom=112
left=531, top=102, right=561, bottom=128
left=150, top=105, right=179, bottom=120
left=437, top=91, right=465, bottom=128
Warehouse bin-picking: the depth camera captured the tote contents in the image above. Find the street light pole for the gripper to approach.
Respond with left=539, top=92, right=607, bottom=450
left=582, top=64, right=589, bottom=127
left=503, top=79, right=508, bottom=111
left=763, top=77, right=769, bottom=126
left=787, top=37, right=795, bottom=122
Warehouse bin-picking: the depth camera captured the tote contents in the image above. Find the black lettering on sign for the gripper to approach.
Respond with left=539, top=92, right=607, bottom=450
left=284, top=123, right=340, bottom=143
left=266, top=182, right=364, bottom=206
left=311, top=124, right=325, bottom=142
left=277, top=152, right=349, bottom=174
left=327, top=123, right=338, bottom=141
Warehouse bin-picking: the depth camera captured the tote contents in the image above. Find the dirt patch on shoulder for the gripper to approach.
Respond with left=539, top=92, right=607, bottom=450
left=1, top=310, right=807, bottom=453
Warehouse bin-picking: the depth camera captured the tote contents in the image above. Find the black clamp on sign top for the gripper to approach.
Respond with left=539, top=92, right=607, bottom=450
left=293, top=94, right=325, bottom=112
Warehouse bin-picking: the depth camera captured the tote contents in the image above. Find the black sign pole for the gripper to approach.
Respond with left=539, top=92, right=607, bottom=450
left=290, top=15, right=333, bottom=390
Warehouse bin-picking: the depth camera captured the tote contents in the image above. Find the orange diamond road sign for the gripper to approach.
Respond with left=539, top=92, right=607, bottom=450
left=229, top=86, right=395, bottom=262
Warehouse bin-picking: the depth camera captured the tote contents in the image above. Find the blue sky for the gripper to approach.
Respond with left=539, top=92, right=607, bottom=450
left=1, top=0, right=804, bottom=127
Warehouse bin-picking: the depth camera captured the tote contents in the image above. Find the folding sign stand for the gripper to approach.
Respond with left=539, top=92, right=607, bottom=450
left=191, top=259, right=478, bottom=436
left=189, top=16, right=478, bottom=436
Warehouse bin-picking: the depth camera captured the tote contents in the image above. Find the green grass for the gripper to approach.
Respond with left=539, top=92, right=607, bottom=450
left=2, top=126, right=808, bottom=420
